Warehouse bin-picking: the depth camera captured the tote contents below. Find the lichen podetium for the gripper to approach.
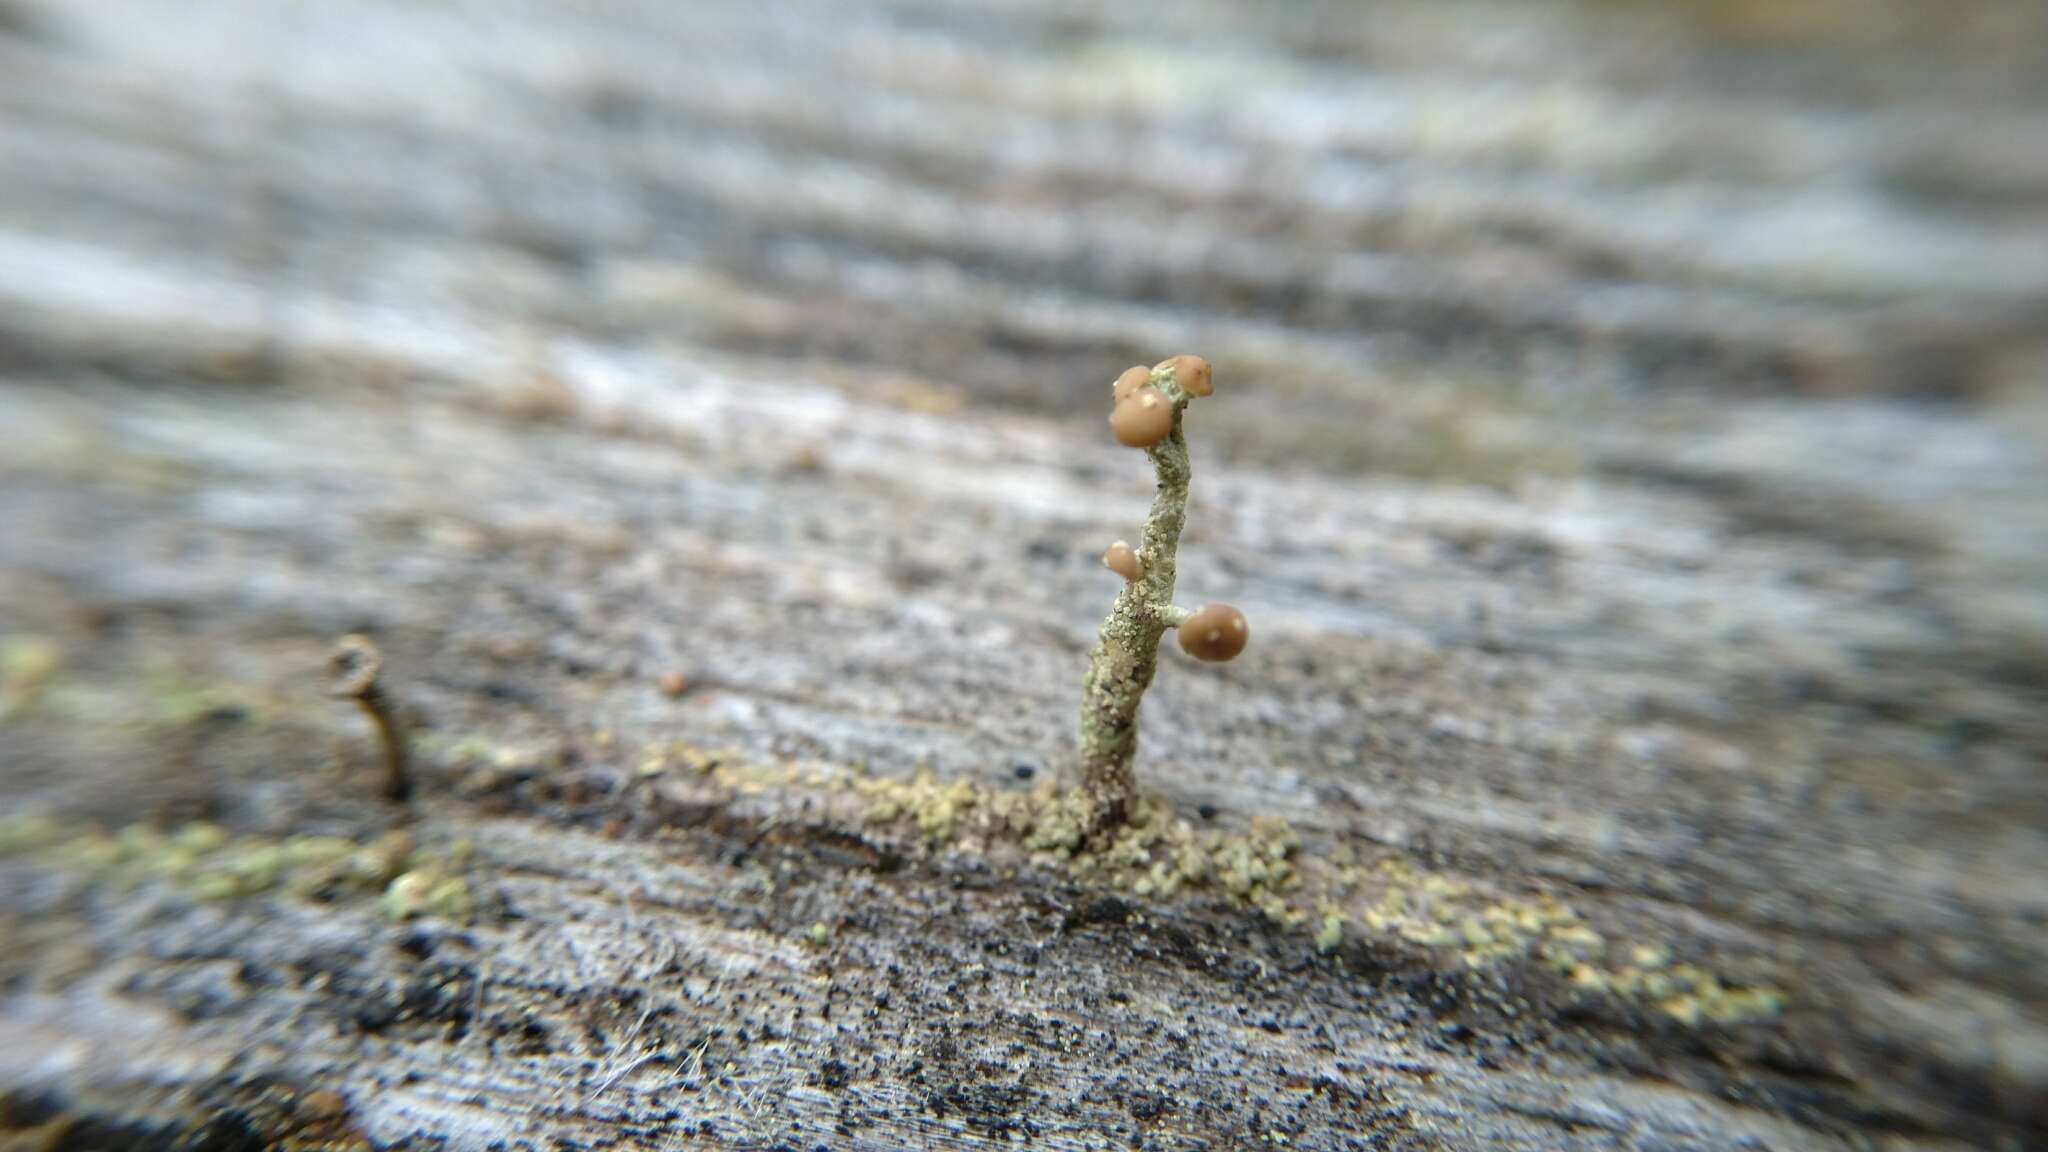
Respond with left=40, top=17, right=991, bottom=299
left=1079, top=356, right=1245, bottom=832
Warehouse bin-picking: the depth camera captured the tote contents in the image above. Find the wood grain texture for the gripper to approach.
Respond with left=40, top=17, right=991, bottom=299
left=1, top=1, right=2045, bottom=1149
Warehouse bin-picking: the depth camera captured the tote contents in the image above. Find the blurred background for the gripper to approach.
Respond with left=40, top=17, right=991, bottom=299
left=2, top=0, right=2046, bottom=1147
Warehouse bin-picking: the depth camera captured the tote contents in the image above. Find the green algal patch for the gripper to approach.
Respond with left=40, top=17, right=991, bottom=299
left=432, top=732, right=1787, bottom=1026
left=380, top=862, right=475, bottom=923
left=0, top=813, right=472, bottom=924
left=144, top=665, right=281, bottom=729
left=833, top=763, right=1780, bottom=1023
left=0, top=634, right=62, bottom=720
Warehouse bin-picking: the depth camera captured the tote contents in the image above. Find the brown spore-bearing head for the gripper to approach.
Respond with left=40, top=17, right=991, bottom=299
left=1112, top=365, right=1152, bottom=403
left=1110, top=387, right=1174, bottom=448
left=1155, top=354, right=1212, bottom=398
left=1177, top=603, right=1248, bottom=663
left=1102, top=540, right=1143, bottom=582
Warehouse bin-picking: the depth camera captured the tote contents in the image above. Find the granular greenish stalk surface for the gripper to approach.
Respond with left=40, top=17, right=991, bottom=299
left=1079, top=364, right=1197, bottom=829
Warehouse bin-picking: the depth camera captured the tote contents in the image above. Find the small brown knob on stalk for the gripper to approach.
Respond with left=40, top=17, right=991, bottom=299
left=1155, top=354, right=1212, bottom=397
left=1113, top=365, right=1152, bottom=403
left=1110, top=388, right=1174, bottom=448
left=328, top=634, right=411, bottom=803
left=1177, top=604, right=1248, bottom=663
left=1102, top=540, right=1143, bottom=582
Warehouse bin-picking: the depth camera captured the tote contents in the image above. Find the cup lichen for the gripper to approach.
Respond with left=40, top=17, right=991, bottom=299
left=1079, top=355, right=1248, bottom=833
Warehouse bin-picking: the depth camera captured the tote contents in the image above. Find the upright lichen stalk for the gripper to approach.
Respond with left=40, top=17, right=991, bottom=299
left=1079, top=356, right=1247, bottom=831
left=328, top=635, right=411, bottom=804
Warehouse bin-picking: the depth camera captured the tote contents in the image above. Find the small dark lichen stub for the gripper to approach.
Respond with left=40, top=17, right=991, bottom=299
left=327, top=634, right=411, bottom=803
left=1079, top=355, right=1247, bottom=832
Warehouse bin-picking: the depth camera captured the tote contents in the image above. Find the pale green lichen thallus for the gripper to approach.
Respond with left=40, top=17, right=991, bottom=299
left=1079, top=355, right=1247, bottom=832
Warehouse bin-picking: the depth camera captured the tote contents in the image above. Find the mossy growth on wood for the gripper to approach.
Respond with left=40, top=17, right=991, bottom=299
left=0, top=813, right=470, bottom=923
left=1080, top=354, right=1247, bottom=832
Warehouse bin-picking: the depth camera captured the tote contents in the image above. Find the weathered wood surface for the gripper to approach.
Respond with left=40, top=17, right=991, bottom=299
left=2, top=1, right=2046, bottom=1148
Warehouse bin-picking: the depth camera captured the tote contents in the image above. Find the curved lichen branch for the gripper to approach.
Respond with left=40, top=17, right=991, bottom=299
left=328, top=634, right=411, bottom=804
left=1151, top=604, right=1194, bottom=627
left=1078, top=355, right=1246, bottom=832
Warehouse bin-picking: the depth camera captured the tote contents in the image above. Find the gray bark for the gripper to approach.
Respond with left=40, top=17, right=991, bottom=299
left=2, top=1, right=2045, bottom=1149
